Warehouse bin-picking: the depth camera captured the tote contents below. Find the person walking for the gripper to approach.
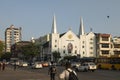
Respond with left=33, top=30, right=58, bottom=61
left=13, top=61, right=17, bottom=71
left=48, top=61, right=57, bottom=80
left=0, top=62, right=2, bottom=71
left=2, top=62, right=5, bottom=71
left=59, top=62, right=78, bottom=80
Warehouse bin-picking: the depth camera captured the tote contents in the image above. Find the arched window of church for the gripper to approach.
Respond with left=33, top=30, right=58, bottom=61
left=55, top=40, right=57, bottom=42
left=75, top=46, right=77, bottom=48
left=90, top=38, right=93, bottom=40
left=82, top=41, right=84, bottom=43
left=75, top=50, right=77, bottom=54
left=63, top=50, right=65, bottom=53
left=82, top=46, right=84, bottom=48
left=90, top=52, right=93, bottom=54
left=83, top=51, right=85, bottom=54
left=55, top=45, right=57, bottom=47
left=67, top=43, right=73, bottom=53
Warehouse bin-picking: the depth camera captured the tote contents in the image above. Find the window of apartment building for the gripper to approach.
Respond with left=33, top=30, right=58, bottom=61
left=101, top=50, right=109, bottom=54
left=90, top=47, right=93, bottom=49
left=102, top=37, right=109, bottom=41
left=114, top=51, right=120, bottom=54
left=90, top=42, right=93, bottom=44
left=114, top=44, right=120, bottom=48
left=102, top=44, right=109, bottom=48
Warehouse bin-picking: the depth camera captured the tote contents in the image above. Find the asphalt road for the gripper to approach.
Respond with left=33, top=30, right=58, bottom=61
left=0, top=65, right=120, bottom=80
left=0, top=65, right=50, bottom=80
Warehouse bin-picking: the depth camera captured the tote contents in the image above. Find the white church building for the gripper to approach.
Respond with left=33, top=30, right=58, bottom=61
left=39, top=15, right=96, bottom=60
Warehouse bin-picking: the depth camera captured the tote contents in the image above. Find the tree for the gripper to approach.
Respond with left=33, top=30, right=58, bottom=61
left=52, top=51, right=61, bottom=62
left=1, top=52, right=12, bottom=61
left=63, top=55, right=77, bottom=61
left=21, top=43, right=39, bottom=61
left=0, top=41, right=4, bottom=58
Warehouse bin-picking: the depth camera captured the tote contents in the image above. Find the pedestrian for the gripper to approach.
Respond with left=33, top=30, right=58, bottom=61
left=14, top=61, right=17, bottom=71
left=59, top=62, right=78, bottom=80
left=0, top=62, right=2, bottom=71
left=2, top=62, right=5, bottom=71
left=48, top=61, right=57, bottom=80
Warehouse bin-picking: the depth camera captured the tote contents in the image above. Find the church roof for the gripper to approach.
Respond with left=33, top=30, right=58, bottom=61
left=60, top=32, right=66, bottom=37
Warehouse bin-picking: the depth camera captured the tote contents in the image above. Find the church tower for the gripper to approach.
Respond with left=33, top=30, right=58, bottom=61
left=51, top=15, right=57, bottom=34
left=50, top=15, right=59, bottom=61
left=79, top=17, right=85, bottom=36
left=79, top=17, right=86, bottom=57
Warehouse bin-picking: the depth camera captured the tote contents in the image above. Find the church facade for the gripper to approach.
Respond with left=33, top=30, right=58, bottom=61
left=47, top=15, right=96, bottom=60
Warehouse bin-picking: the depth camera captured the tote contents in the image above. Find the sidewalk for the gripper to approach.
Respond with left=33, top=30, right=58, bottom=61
left=0, top=66, right=51, bottom=80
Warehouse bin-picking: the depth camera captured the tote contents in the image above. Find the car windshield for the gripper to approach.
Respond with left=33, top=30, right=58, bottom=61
left=89, top=63, right=95, bottom=65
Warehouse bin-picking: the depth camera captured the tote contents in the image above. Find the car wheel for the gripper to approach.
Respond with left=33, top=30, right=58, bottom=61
left=84, top=68, right=88, bottom=72
left=92, top=70, right=95, bottom=72
left=75, top=68, right=79, bottom=72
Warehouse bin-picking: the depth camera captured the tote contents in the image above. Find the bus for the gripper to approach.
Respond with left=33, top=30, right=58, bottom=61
left=96, top=57, right=120, bottom=70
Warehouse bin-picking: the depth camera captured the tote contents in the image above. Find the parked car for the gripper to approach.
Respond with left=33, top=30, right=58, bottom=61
left=76, top=62, right=97, bottom=72
left=71, top=62, right=81, bottom=68
left=42, top=62, right=49, bottom=67
left=32, top=62, right=43, bottom=69
left=19, top=62, right=28, bottom=67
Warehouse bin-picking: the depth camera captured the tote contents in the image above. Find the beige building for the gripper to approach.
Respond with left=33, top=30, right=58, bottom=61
left=96, top=33, right=112, bottom=57
left=112, top=37, right=120, bottom=57
left=5, top=25, right=22, bottom=52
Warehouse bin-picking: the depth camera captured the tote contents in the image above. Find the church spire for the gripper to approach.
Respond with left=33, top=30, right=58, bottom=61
left=51, top=15, right=57, bottom=34
left=79, top=17, right=84, bottom=35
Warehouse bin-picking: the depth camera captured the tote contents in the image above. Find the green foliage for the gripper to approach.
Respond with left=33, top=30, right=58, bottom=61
left=1, top=52, right=12, bottom=61
left=63, top=55, right=77, bottom=60
left=52, top=51, right=61, bottom=62
left=21, top=43, right=39, bottom=60
left=0, top=41, right=4, bottom=58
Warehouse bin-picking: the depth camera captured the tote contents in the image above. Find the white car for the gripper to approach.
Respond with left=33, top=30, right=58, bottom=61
left=76, top=62, right=97, bottom=72
left=19, top=62, right=28, bottom=67
left=71, top=62, right=81, bottom=68
left=32, top=62, right=43, bottom=69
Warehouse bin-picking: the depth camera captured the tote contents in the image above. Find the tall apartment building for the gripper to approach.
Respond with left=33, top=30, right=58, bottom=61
left=96, top=33, right=112, bottom=57
left=112, top=37, right=120, bottom=57
left=5, top=25, right=22, bottom=52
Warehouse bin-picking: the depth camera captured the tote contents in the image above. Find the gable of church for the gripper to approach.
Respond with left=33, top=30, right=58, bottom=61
left=60, top=30, right=79, bottom=40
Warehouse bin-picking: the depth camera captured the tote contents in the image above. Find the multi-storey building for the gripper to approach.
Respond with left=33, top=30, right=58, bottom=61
left=5, top=25, right=22, bottom=52
left=112, top=37, right=120, bottom=57
left=11, top=41, right=31, bottom=58
left=95, top=33, right=112, bottom=57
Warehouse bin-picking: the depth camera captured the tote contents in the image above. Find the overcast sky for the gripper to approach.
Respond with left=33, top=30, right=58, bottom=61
left=0, top=0, right=120, bottom=41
